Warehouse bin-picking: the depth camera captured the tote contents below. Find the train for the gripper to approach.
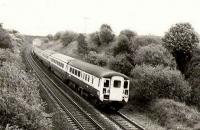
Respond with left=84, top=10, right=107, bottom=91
left=32, top=46, right=130, bottom=110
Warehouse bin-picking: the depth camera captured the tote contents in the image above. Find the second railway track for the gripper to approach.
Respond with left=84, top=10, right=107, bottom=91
left=24, top=47, right=104, bottom=130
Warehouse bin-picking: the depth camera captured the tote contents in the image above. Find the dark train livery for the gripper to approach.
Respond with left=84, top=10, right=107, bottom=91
left=33, top=46, right=129, bottom=109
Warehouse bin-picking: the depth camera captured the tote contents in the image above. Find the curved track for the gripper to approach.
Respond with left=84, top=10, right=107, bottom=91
left=24, top=47, right=104, bottom=130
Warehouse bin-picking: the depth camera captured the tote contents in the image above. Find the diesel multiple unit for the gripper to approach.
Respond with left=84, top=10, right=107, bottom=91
left=32, top=47, right=129, bottom=109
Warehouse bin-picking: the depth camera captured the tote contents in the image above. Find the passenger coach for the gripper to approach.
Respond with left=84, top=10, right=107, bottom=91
left=33, top=47, right=130, bottom=109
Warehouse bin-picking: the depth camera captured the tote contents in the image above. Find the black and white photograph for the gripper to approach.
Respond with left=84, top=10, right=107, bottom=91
left=0, top=0, right=200, bottom=129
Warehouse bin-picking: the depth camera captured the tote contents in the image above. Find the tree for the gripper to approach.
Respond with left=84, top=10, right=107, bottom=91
left=119, top=29, right=137, bottom=41
left=134, top=44, right=176, bottom=68
left=113, top=34, right=131, bottom=56
left=60, top=31, right=78, bottom=46
left=53, top=31, right=63, bottom=40
left=162, top=23, right=199, bottom=73
left=109, top=54, right=133, bottom=76
left=77, top=33, right=88, bottom=55
left=89, top=32, right=101, bottom=46
left=132, top=35, right=162, bottom=51
left=130, top=65, right=191, bottom=102
left=99, top=24, right=114, bottom=44
left=47, top=34, right=53, bottom=41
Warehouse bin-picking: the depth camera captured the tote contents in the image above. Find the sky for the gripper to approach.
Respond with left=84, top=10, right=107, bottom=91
left=0, top=0, right=200, bottom=36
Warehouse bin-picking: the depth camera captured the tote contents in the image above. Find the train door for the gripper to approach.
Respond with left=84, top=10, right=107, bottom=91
left=109, top=76, right=124, bottom=101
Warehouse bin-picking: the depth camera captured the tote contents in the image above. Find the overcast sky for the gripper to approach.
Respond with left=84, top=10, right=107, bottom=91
left=0, top=0, right=200, bottom=36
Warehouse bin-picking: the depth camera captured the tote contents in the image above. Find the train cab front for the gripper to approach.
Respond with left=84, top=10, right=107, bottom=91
left=100, top=76, right=129, bottom=109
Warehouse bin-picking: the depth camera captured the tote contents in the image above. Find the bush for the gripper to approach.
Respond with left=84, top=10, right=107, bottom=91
left=0, top=38, right=52, bottom=129
left=109, top=54, right=133, bottom=76
left=60, top=31, right=78, bottom=46
left=134, top=44, right=176, bottom=68
left=150, top=99, right=200, bottom=129
left=162, top=23, right=199, bottom=73
left=0, top=62, right=52, bottom=129
left=130, top=65, right=191, bottom=102
left=83, top=51, right=108, bottom=67
left=0, top=28, right=13, bottom=49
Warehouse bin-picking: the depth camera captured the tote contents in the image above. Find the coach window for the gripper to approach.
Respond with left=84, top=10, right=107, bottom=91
left=70, top=68, right=72, bottom=73
left=124, top=80, right=128, bottom=89
left=104, top=79, right=109, bottom=87
left=72, top=68, right=74, bottom=74
left=75, top=69, right=77, bottom=75
left=85, top=75, right=87, bottom=81
left=88, top=75, right=90, bottom=82
left=92, top=77, right=94, bottom=84
left=114, top=80, right=121, bottom=88
left=78, top=71, right=80, bottom=77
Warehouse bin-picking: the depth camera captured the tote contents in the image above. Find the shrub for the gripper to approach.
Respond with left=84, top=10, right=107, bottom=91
left=0, top=39, right=52, bottom=129
left=150, top=99, right=200, bottom=129
left=109, top=54, right=133, bottom=76
left=99, top=24, right=115, bottom=44
left=0, top=28, right=13, bottom=49
left=130, top=65, right=191, bottom=102
left=84, top=51, right=108, bottom=67
left=162, top=23, right=199, bottom=73
left=134, top=44, right=176, bottom=68
left=60, top=31, right=78, bottom=46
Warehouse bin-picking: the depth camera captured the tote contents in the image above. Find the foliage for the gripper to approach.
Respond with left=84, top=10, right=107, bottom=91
left=53, top=31, right=63, bottom=41
left=162, top=23, right=199, bottom=73
left=150, top=99, right=200, bottom=129
left=0, top=30, right=52, bottom=129
left=134, top=44, right=176, bottom=68
left=186, top=47, right=200, bottom=108
left=109, top=54, right=133, bottom=76
left=89, top=32, right=101, bottom=46
left=60, top=31, right=78, bottom=46
left=47, top=34, right=53, bottom=41
left=77, top=33, right=88, bottom=55
left=83, top=51, right=108, bottom=67
left=113, top=34, right=132, bottom=56
left=0, top=28, right=13, bottom=49
left=130, top=65, right=191, bottom=102
left=99, top=24, right=115, bottom=44
left=132, top=35, right=162, bottom=51
left=119, top=29, right=137, bottom=40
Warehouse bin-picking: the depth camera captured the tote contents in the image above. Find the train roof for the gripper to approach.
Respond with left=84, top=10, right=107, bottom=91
left=68, top=59, right=129, bottom=79
left=50, top=53, right=74, bottom=63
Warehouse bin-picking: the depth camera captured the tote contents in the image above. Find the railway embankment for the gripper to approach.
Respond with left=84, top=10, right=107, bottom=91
left=0, top=27, right=52, bottom=129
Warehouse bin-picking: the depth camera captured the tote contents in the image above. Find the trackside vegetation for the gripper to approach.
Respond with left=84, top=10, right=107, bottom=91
left=0, top=25, right=52, bottom=129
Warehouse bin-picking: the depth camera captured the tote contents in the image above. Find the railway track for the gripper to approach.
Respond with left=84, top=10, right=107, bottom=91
left=107, top=112, right=145, bottom=130
left=24, top=47, right=104, bottom=130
